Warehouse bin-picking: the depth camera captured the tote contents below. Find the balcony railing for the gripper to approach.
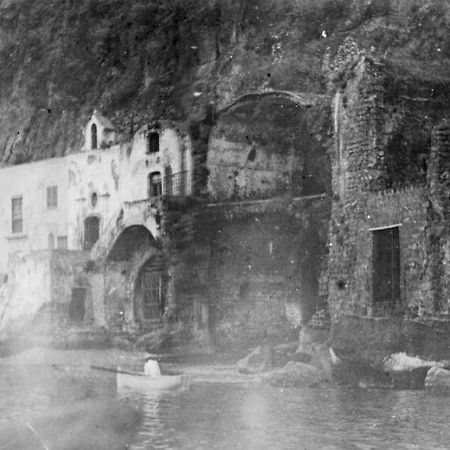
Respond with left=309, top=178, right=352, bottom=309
left=163, top=170, right=189, bottom=197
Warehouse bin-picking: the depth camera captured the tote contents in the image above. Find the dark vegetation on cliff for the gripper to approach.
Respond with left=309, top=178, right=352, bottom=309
left=0, top=0, right=449, bottom=165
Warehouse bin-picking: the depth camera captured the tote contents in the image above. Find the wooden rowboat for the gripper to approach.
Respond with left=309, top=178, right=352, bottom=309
left=117, top=371, right=187, bottom=391
left=91, top=364, right=188, bottom=392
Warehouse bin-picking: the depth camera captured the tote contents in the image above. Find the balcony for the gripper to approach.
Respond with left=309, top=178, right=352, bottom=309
left=163, top=170, right=189, bottom=197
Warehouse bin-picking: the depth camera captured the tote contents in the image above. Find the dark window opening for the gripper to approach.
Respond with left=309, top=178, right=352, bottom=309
left=70, top=288, right=86, bottom=324
left=247, top=148, right=257, bottom=162
left=148, top=172, right=162, bottom=198
left=11, top=196, right=23, bottom=234
left=91, top=192, right=98, bottom=208
left=372, top=227, right=400, bottom=307
left=91, top=123, right=98, bottom=149
left=47, top=186, right=58, bottom=209
left=57, top=236, right=68, bottom=250
left=48, top=234, right=55, bottom=249
left=84, top=216, right=100, bottom=250
left=146, top=132, right=159, bottom=154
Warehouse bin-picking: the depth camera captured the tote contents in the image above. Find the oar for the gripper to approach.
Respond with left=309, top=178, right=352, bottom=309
left=90, top=365, right=147, bottom=377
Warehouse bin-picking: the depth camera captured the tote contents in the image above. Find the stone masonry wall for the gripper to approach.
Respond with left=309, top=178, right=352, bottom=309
left=204, top=196, right=330, bottom=346
left=426, top=120, right=450, bottom=313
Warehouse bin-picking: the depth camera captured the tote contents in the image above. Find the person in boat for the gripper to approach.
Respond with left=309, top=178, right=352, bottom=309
left=144, top=357, right=161, bottom=377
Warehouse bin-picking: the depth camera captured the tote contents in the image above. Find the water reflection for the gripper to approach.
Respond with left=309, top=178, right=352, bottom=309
left=1, top=361, right=450, bottom=449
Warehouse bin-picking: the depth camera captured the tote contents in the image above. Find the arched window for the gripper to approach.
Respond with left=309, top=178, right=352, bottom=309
left=148, top=172, right=162, bottom=198
left=91, top=123, right=98, bottom=149
left=84, top=216, right=100, bottom=250
left=48, top=233, right=55, bottom=249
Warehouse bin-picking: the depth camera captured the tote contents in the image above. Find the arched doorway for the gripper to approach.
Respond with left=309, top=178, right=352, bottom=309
left=69, top=287, right=86, bottom=324
left=134, top=254, right=167, bottom=323
left=84, top=216, right=100, bottom=250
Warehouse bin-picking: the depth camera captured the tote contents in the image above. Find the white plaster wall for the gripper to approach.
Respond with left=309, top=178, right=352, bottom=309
left=0, top=157, right=69, bottom=273
left=67, top=146, right=122, bottom=250
left=121, top=125, right=193, bottom=202
left=0, top=123, right=193, bottom=270
left=0, top=251, right=51, bottom=338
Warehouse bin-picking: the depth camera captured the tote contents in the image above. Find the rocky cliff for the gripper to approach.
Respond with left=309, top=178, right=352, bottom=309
left=0, top=0, right=449, bottom=165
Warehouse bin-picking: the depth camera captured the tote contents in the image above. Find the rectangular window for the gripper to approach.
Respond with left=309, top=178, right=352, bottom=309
left=47, top=186, right=58, bottom=209
left=146, top=132, right=160, bottom=154
left=11, top=196, right=23, bottom=234
left=57, top=236, right=68, bottom=250
left=372, top=226, right=400, bottom=306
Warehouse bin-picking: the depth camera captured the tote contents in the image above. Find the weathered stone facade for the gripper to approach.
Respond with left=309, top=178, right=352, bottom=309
left=0, top=96, right=331, bottom=348
left=327, top=41, right=450, bottom=359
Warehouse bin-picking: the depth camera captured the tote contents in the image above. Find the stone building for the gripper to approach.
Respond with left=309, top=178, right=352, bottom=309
left=326, top=41, right=450, bottom=359
left=0, top=97, right=331, bottom=347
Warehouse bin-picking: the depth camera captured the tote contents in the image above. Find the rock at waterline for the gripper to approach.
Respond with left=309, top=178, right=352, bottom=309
left=425, top=367, right=450, bottom=392
left=331, top=357, right=393, bottom=388
left=265, top=361, right=329, bottom=388
left=388, top=366, right=430, bottom=390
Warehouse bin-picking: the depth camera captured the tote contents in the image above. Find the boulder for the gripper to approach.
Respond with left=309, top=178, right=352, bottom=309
left=425, top=367, right=450, bottom=392
left=388, top=366, right=430, bottom=390
left=237, top=344, right=273, bottom=374
left=332, top=359, right=393, bottom=388
left=265, top=361, right=329, bottom=387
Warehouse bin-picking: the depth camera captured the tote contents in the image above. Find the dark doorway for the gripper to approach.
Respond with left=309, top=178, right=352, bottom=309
left=372, top=227, right=400, bottom=307
left=70, top=288, right=86, bottom=324
left=135, top=256, right=166, bottom=322
left=84, top=216, right=100, bottom=250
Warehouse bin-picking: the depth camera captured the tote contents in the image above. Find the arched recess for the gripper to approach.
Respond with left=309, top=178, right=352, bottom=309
left=103, top=225, right=158, bottom=330
left=133, top=253, right=167, bottom=323
left=208, top=91, right=331, bottom=200
left=107, top=225, right=155, bottom=262
left=84, top=216, right=100, bottom=250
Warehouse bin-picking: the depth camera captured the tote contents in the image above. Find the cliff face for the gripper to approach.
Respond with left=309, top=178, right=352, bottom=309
left=0, top=0, right=449, bottom=165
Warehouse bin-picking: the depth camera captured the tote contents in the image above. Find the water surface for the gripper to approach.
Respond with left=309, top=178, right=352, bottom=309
left=0, top=356, right=449, bottom=449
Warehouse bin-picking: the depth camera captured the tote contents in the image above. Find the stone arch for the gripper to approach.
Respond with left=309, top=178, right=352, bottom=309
left=208, top=90, right=330, bottom=200
left=217, top=90, right=322, bottom=117
left=106, top=225, right=155, bottom=262
left=103, top=226, right=159, bottom=330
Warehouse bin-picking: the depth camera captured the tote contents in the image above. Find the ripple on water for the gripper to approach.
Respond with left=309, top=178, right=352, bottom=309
left=1, top=364, right=450, bottom=450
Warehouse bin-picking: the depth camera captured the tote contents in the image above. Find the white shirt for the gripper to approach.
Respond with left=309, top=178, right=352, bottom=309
left=144, top=359, right=161, bottom=377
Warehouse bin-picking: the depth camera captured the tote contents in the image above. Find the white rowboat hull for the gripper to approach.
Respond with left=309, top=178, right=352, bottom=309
left=117, top=372, right=187, bottom=391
